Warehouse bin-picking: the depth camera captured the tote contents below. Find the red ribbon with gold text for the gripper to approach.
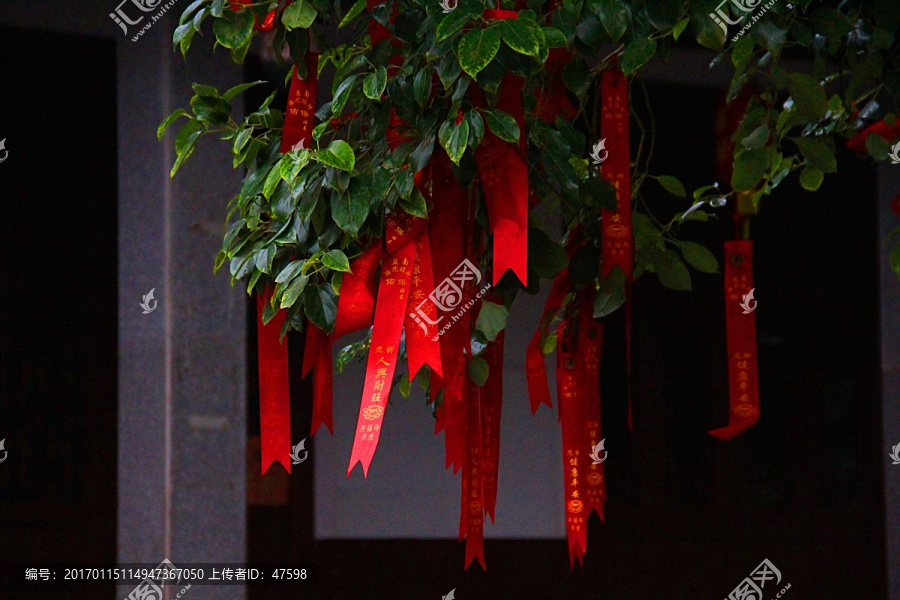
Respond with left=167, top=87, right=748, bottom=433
left=600, top=67, right=634, bottom=430
left=556, top=320, right=588, bottom=567
left=577, top=289, right=605, bottom=521
left=710, top=240, right=760, bottom=439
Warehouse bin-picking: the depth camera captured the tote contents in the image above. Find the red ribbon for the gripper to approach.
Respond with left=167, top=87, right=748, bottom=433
left=710, top=241, right=760, bottom=439
left=280, top=49, right=319, bottom=154
left=347, top=220, right=417, bottom=476
left=462, top=376, right=486, bottom=570
left=257, top=288, right=292, bottom=474
left=600, top=67, right=634, bottom=431
left=405, top=231, right=444, bottom=379
left=481, top=330, right=504, bottom=523
left=525, top=269, right=572, bottom=414
left=578, top=289, right=605, bottom=522
left=556, top=320, right=588, bottom=568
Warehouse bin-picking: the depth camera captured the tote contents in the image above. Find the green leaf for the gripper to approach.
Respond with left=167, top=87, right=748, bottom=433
left=275, top=260, right=305, bottom=283
left=594, top=266, right=626, bottom=318
left=331, top=179, right=370, bottom=236
left=213, top=9, right=254, bottom=49
left=158, top=109, right=190, bottom=140
left=732, top=35, right=755, bottom=72
left=363, top=66, right=387, bottom=99
left=484, top=110, right=520, bottom=143
left=680, top=241, right=718, bottom=273
left=191, top=94, right=232, bottom=125
left=339, top=0, right=366, bottom=28
left=542, top=27, right=568, bottom=47
left=331, top=74, right=358, bottom=116
left=413, top=66, right=433, bottom=108
left=399, top=188, right=429, bottom=218
left=262, top=162, right=283, bottom=200
left=741, top=125, right=770, bottom=150
left=436, top=5, right=474, bottom=42
left=793, top=137, right=837, bottom=173
left=475, top=301, right=509, bottom=342
left=438, top=118, right=469, bottom=165
left=467, top=356, right=489, bottom=386
left=672, top=16, right=689, bottom=41
left=656, top=175, right=686, bottom=197
left=322, top=249, right=352, bottom=272
left=303, top=284, right=338, bottom=331
left=499, top=19, right=542, bottom=57
left=732, top=145, right=775, bottom=192
left=280, top=274, right=309, bottom=308
left=171, top=119, right=205, bottom=178
left=282, top=0, right=317, bottom=30
left=866, top=133, right=892, bottom=161
left=529, top=228, right=568, bottom=279
left=318, top=140, right=356, bottom=171
left=621, top=37, right=657, bottom=75
left=808, top=7, right=853, bottom=39
left=799, top=166, right=824, bottom=191
left=656, top=251, right=692, bottom=291
left=458, top=27, right=501, bottom=78
left=596, top=0, right=630, bottom=42
left=787, top=73, right=827, bottom=121
left=223, top=80, right=264, bottom=101
left=890, top=243, right=900, bottom=277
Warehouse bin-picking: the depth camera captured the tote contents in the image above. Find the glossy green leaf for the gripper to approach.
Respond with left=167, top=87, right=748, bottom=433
left=458, top=27, right=501, bottom=78
left=596, top=0, right=630, bottom=42
left=499, top=19, right=542, bottom=57
left=594, top=265, right=626, bottom=318
left=799, top=166, right=824, bottom=191
left=484, top=109, right=520, bottom=143
left=787, top=73, right=827, bottom=121
left=475, top=301, right=509, bottom=342
left=656, top=175, right=686, bottom=197
left=322, top=249, right=352, bottom=272
left=467, top=356, right=489, bottom=386
left=318, top=140, right=356, bottom=171
left=213, top=9, right=254, bottom=49
left=282, top=0, right=317, bottom=30
left=438, top=118, right=469, bottom=165
left=363, top=66, right=388, bottom=99
left=680, top=241, right=718, bottom=273
left=621, top=37, right=657, bottom=75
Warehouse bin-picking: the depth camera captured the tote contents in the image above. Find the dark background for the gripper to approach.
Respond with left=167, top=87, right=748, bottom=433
left=0, top=24, right=886, bottom=600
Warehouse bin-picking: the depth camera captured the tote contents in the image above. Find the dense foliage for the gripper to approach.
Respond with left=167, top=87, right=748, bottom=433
left=162, top=0, right=900, bottom=381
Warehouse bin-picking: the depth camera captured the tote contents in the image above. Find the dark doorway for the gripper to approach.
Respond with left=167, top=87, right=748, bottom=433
left=0, top=25, right=118, bottom=600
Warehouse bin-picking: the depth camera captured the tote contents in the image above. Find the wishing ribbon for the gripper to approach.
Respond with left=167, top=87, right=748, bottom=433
left=600, top=67, right=634, bottom=430
left=710, top=240, right=760, bottom=439
left=577, top=289, right=605, bottom=522
left=461, top=376, right=486, bottom=570
left=481, top=329, right=504, bottom=523
left=280, top=48, right=318, bottom=154
left=257, top=288, right=292, bottom=474
left=556, top=320, right=589, bottom=568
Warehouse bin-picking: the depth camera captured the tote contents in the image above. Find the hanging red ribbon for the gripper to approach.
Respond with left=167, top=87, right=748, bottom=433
left=525, top=269, right=571, bottom=413
left=556, top=320, right=588, bottom=568
left=577, top=289, right=605, bottom=522
left=462, top=375, right=486, bottom=570
left=710, top=240, right=760, bottom=439
left=405, top=230, right=444, bottom=380
left=257, top=288, right=292, bottom=474
left=481, top=330, right=504, bottom=523
left=600, top=67, right=634, bottom=431
left=280, top=49, right=319, bottom=154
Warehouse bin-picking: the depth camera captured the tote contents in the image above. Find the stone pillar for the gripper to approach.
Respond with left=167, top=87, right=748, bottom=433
left=117, top=12, right=246, bottom=600
left=878, top=161, right=900, bottom=600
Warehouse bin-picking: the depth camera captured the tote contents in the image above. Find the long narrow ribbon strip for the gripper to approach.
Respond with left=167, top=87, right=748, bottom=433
left=710, top=240, right=760, bottom=439
left=556, top=320, right=588, bottom=568
left=257, top=288, right=292, bottom=474
left=481, top=330, right=504, bottom=523
left=347, top=227, right=416, bottom=476
left=281, top=48, right=319, bottom=153
left=525, top=269, right=572, bottom=414
left=600, top=67, right=634, bottom=431
left=462, top=376, right=486, bottom=570
left=405, top=230, right=444, bottom=379
left=578, top=289, right=605, bottom=522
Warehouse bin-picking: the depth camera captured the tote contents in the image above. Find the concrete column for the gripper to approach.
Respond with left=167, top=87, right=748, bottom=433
left=117, top=12, right=246, bottom=600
